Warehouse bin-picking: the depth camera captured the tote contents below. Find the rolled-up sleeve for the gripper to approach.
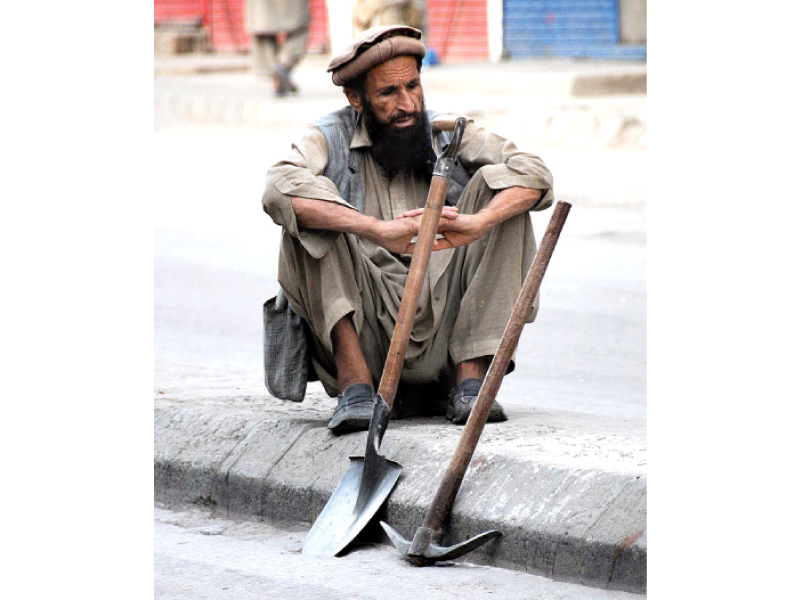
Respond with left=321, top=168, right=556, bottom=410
left=458, top=122, right=554, bottom=211
left=262, top=126, right=357, bottom=257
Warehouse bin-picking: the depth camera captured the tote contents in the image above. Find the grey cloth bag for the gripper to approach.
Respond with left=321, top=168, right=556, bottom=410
left=263, top=289, right=309, bottom=402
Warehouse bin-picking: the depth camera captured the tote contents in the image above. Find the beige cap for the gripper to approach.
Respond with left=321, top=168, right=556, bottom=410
left=327, top=25, right=427, bottom=87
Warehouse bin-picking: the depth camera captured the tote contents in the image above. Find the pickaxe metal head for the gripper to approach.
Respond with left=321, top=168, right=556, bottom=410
left=380, top=521, right=501, bottom=566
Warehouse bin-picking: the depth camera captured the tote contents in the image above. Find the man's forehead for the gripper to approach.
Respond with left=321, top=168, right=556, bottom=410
left=367, top=56, right=421, bottom=87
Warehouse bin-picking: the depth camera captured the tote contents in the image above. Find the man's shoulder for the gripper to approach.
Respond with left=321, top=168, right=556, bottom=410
left=314, top=106, right=359, bottom=132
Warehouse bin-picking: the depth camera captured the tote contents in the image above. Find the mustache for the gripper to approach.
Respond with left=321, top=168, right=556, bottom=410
left=389, top=110, right=420, bottom=124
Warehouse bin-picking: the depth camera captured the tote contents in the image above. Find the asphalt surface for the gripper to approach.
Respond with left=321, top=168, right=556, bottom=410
left=155, top=506, right=645, bottom=599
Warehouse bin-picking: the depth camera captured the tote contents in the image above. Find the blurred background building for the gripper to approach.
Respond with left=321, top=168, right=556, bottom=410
left=154, top=0, right=646, bottom=62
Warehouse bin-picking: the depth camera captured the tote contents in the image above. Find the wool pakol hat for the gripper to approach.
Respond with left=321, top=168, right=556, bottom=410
left=327, top=25, right=426, bottom=87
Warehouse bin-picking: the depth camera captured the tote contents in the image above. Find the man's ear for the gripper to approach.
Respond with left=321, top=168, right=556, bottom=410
left=344, top=87, right=363, bottom=114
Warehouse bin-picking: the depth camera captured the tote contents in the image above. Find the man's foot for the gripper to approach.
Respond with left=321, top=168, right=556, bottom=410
left=446, top=379, right=507, bottom=425
left=273, top=65, right=298, bottom=95
left=328, top=383, right=375, bottom=435
left=272, top=73, right=289, bottom=97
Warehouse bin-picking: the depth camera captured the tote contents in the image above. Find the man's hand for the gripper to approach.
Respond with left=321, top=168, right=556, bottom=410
left=291, top=197, right=456, bottom=255
left=396, top=206, right=481, bottom=251
left=370, top=215, right=423, bottom=254
left=378, top=206, right=459, bottom=253
left=395, top=206, right=460, bottom=254
left=399, top=187, right=543, bottom=251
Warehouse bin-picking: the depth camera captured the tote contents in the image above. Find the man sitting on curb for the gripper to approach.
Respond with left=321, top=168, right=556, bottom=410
left=261, top=25, right=554, bottom=434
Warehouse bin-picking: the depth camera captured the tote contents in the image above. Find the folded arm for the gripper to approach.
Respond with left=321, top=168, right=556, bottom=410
left=397, top=186, right=541, bottom=251
left=291, top=196, right=460, bottom=255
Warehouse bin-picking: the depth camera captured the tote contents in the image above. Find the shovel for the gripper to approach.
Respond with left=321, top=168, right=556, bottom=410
left=302, top=116, right=468, bottom=557
left=381, top=200, right=571, bottom=565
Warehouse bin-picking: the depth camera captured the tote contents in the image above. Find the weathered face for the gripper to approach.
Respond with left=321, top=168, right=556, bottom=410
left=346, top=55, right=423, bottom=128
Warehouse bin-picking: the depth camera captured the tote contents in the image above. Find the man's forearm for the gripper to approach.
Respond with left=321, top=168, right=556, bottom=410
left=291, top=196, right=378, bottom=238
left=474, top=187, right=542, bottom=233
left=290, top=196, right=421, bottom=254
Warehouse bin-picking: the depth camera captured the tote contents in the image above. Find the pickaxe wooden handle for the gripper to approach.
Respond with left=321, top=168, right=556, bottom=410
left=382, top=200, right=572, bottom=564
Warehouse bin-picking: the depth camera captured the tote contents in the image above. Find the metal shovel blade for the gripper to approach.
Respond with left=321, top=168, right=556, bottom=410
left=302, top=398, right=401, bottom=557
left=355, top=394, right=394, bottom=513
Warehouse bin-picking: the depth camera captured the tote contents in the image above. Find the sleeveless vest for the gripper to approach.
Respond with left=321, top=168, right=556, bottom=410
left=313, top=106, right=471, bottom=213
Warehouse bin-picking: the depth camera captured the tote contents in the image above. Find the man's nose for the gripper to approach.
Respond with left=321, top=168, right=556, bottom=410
left=396, top=87, right=415, bottom=112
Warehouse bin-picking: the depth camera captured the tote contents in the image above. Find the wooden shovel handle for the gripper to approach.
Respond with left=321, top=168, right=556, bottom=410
left=376, top=118, right=466, bottom=408
left=377, top=175, right=449, bottom=406
left=420, top=200, right=572, bottom=533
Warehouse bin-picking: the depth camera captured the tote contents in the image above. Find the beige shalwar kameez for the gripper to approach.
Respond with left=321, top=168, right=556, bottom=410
left=263, top=115, right=553, bottom=398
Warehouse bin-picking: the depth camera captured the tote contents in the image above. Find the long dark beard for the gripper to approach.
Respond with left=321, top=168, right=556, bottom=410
left=362, top=98, right=436, bottom=181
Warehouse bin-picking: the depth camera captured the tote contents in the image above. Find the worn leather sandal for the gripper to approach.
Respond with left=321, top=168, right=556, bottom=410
left=446, top=378, right=508, bottom=425
left=328, top=383, right=375, bottom=435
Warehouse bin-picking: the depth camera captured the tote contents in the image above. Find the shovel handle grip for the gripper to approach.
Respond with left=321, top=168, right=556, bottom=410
left=431, top=115, right=462, bottom=133
left=420, top=200, right=572, bottom=534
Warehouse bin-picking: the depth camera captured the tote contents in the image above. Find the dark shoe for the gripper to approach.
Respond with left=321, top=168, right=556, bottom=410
left=328, top=383, right=375, bottom=435
left=273, top=65, right=298, bottom=95
left=283, top=74, right=298, bottom=93
left=272, top=74, right=289, bottom=97
left=446, top=378, right=507, bottom=425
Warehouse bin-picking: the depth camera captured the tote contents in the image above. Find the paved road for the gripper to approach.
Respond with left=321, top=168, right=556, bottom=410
left=155, top=507, right=644, bottom=600
left=153, top=122, right=646, bottom=419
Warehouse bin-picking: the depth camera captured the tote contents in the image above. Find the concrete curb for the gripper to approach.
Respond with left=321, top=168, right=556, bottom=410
left=154, top=56, right=252, bottom=76
left=154, top=388, right=646, bottom=593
